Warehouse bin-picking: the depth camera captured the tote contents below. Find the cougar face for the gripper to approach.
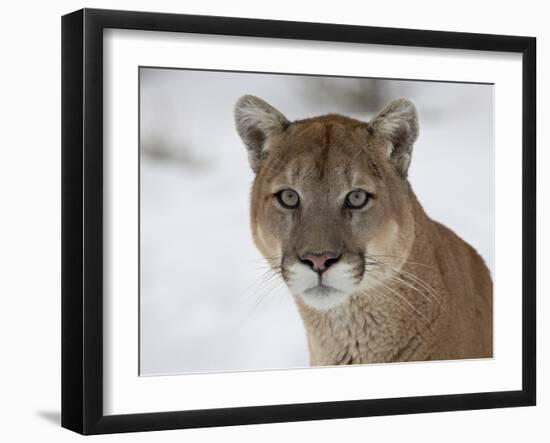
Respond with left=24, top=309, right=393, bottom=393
left=235, top=96, right=418, bottom=310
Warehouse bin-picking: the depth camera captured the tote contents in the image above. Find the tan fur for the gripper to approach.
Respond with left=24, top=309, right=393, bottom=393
left=235, top=96, right=492, bottom=365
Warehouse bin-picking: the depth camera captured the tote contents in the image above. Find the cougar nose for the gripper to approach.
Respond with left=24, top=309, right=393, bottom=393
left=300, top=252, right=341, bottom=274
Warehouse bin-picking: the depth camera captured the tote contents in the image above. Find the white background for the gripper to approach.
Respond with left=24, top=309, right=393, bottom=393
left=0, top=0, right=546, bottom=441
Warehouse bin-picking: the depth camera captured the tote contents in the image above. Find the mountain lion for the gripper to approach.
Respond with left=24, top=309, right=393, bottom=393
left=234, top=95, right=492, bottom=365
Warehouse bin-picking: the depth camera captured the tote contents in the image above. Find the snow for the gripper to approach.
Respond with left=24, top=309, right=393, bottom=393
left=139, top=68, right=493, bottom=375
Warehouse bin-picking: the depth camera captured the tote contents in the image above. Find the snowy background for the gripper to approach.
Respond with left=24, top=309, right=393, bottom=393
left=139, top=68, right=494, bottom=376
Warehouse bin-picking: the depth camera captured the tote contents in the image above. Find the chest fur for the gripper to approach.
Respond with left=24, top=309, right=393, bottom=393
left=303, top=295, right=437, bottom=365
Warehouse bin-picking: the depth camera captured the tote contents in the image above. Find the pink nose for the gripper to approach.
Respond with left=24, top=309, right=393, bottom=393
left=300, top=252, right=341, bottom=273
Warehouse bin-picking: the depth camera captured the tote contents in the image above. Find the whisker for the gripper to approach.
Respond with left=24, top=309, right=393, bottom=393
left=249, top=256, right=283, bottom=267
left=270, top=157, right=289, bottom=168
left=360, top=285, right=417, bottom=318
left=260, top=165, right=285, bottom=174
left=241, top=266, right=283, bottom=300
left=366, top=256, right=444, bottom=307
left=351, top=143, right=370, bottom=162
left=365, top=254, right=433, bottom=270
left=238, top=277, right=285, bottom=326
left=392, top=267, right=444, bottom=306
left=367, top=274, right=427, bottom=319
left=367, top=268, right=435, bottom=308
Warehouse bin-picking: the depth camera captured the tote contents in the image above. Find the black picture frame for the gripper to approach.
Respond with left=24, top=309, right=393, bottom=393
left=61, top=8, right=536, bottom=435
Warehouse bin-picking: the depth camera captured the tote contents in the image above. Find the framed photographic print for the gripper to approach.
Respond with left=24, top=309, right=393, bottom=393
left=61, top=8, right=536, bottom=435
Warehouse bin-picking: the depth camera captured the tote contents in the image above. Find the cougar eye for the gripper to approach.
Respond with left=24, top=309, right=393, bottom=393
left=345, top=190, right=369, bottom=209
left=276, top=189, right=300, bottom=209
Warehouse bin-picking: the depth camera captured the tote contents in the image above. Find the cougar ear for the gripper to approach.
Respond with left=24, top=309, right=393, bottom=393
left=234, top=95, right=290, bottom=173
left=369, top=98, right=419, bottom=177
